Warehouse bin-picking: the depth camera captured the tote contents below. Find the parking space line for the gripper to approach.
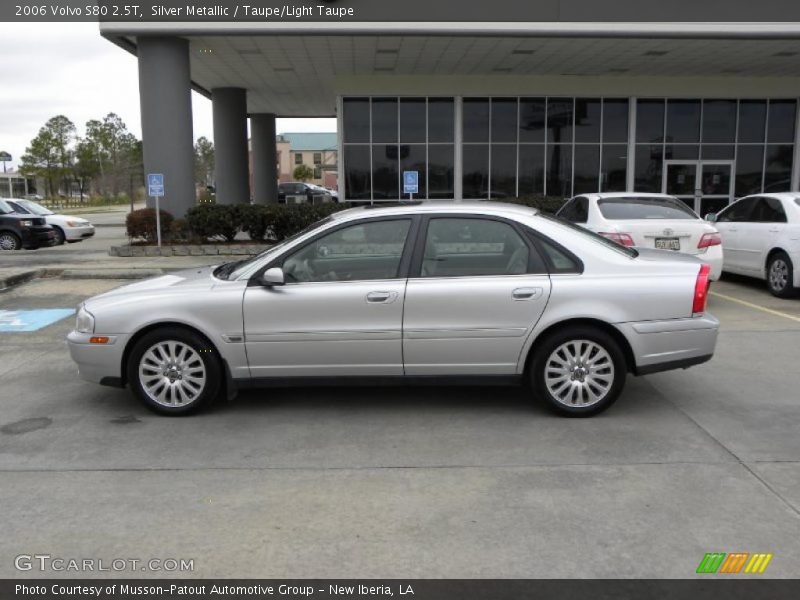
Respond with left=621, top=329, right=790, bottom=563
left=710, top=291, right=800, bottom=323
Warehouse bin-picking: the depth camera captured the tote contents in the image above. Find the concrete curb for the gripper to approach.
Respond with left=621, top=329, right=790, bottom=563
left=109, top=244, right=270, bottom=257
left=0, top=267, right=167, bottom=291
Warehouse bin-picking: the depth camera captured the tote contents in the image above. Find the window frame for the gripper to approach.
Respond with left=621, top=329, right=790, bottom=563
left=407, top=213, right=550, bottom=279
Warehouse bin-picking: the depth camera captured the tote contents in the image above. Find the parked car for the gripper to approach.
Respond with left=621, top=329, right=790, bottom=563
left=707, top=193, right=800, bottom=297
left=68, top=202, right=718, bottom=417
left=277, top=182, right=333, bottom=204
left=557, top=193, right=723, bottom=281
left=0, top=198, right=56, bottom=250
left=5, top=198, right=95, bottom=245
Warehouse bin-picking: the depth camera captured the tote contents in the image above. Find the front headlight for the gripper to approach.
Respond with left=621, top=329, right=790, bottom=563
left=75, top=306, right=95, bottom=334
left=20, top=220, right=33, bottom=227
left=66, top=220, right=86, bottom=227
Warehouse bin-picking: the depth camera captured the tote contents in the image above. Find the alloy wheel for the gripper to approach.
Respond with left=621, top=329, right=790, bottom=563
left=544, top=339, right=615, bottom=407
left=138, top=340, right=207, bottom=407
left=769, top=259, right=789, bottom=292
left=0, top=233, right=20, bottom=250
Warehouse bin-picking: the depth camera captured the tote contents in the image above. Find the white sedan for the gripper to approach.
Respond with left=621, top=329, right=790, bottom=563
left=709, top=193, right=800, bottom=298
left=6, top=198, right=95, bottom=245
left=557, top=193, right=723, bottom=281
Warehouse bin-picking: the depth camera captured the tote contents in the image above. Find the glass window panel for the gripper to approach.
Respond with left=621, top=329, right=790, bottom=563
left=547, top=98, right=574, bottom=144
left=701, top=164, right=731, bottom=196
left=371, top=144, right=398, bottom=199
left=574, top=99, right=601, bottom=143
left=602, top=99, right=629, bottom=143
left=399, top=144, right=426, bottom=199
left=573, top=145, right=600, bottom=194
left=343, top=98, right=370, bottom=143
left=463, top=145, right=489, bottom=198
left=371, top=98, right=398, bottom=143
left=764, top=144, right=793, bottom=192
left=428, top=99, right=455, bottom=143
left=518, top=145, right=545, bottom=195
left=400, top=99, right=426, bottom=143
left=463, top=98, right=490, bottom=143
left=344, top=145, right=371, bottom=199
left=428, top=145, right=455, bottom=199
left=767, top=100, right=797, bottom=144
left=665, top=164, right=697, bottom=196
left=702, top=100, right=737, bottom=143
left=490, top=144, right=517, bottom=199
left=636, top=99, right=665, bottom=143
left=634, top=144, right=664, bottom=192
left=734, top=145, right=764, bottom=197
left=519, top=98, right=546, bottom=143
left=700, top=198, right=730, bottom=218
left=546, top=144, right=573, bottom=198
left=666, top=100, right=701, bottom=144
left=701, top=145, right=735, bottom=159
left=738, top=100, right=767, bottom=143
left=664, top=145, right=699, bottom=160
left=601, top=144, right=628, bottom=192
left=491, top=99, right=518, bottom=143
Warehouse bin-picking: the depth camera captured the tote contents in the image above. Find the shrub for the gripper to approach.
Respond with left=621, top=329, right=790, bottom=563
left=126, top=208, right=173, bottom=242
left=267, top=202, right=352, bottom=241
left=186, top=204, right=240, bottom=242
left=169, top=218, right=191, bottom=242
left=504, top=195, right=566, bottom=214
left=238, top=204, right=271, bottom=241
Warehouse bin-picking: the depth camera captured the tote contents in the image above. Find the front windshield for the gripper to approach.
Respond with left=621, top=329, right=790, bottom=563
left=213, top=216, right=336, bottom=280
left=539, top=213, right=639, bottom=258
left=18, top=200, right=53, bottom=215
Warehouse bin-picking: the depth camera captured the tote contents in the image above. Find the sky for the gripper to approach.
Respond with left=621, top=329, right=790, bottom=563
left=0, top=22, right=335, bottom=171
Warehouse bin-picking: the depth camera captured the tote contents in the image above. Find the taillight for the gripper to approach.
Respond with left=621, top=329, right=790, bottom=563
left=698, top=232, right=722, bottom=249
left=693, top=264, right=712, bottom=315
left=599, top=232, right=635, bottom=247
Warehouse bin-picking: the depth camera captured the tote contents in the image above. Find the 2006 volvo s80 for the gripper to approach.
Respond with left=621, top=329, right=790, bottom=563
left=68, top=202, right=719, bottom=417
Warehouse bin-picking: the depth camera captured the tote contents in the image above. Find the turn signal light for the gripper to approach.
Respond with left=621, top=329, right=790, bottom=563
left=698, top=232, right=722, bottom=249
left=89, top=336, right=110, bottom=344
left=692, top=264, right=712, bottom=315
left=599, top=232, right=636, bottom=247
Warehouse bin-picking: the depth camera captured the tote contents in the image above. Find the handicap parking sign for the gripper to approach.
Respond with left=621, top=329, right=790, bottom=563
left=147, top=173, right=165, bottom=197
left=403, top=171, right=419, bottom=194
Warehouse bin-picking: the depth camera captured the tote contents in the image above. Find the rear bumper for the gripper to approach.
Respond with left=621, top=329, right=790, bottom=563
left=615, top=314, right=719, bottom=376
left=67, top=330, right=128, bottom=384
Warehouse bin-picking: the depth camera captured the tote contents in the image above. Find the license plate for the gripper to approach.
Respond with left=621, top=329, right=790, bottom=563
left=655, top=237, right=680, bottom=251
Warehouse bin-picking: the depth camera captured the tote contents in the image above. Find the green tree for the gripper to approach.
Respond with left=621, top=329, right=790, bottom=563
left=194, top=136, right=215, bottom=187
left=293, top=164, right=314, bottom=182
left=72, top=139, right=99, bottom=200
left=84, top=113, right=138, bottom=196
left=19, top=115, right=76, bottom=197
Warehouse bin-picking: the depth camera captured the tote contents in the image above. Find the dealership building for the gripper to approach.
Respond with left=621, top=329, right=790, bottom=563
left=101, top=1, right=800, bottom=216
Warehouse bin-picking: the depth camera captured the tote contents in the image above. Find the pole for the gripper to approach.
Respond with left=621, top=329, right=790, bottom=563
left=155, top=196, right=162, bottom=247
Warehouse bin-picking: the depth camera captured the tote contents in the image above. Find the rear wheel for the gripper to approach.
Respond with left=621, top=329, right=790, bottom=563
left=126, top=327, right=221, bottom=415
left=530, top=326, right=627, bottom=417
left=0, top=232, right=22, bottom=251
left=53, top=226, right=66, bottom=245
left=767, top=252, right=795, bottom=298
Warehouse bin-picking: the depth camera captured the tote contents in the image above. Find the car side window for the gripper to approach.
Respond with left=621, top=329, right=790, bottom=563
left=7, top=201, right=30, bottom=214
left=753, top=197, right=787, bottom=223
left=421, top=218, right=541, bottom=277
left=281, top=219, right=411, bottom=283
left=534, top=235, right=582, bottom=273
left=717, top=197, right=757, bottom=222
left=557, top=199, right=576, bottom=221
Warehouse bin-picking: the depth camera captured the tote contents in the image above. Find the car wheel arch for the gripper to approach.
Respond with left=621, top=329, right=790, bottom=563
left=765, top=247, right=790, bottom=273
left=523, top=318, right=636, bottom=377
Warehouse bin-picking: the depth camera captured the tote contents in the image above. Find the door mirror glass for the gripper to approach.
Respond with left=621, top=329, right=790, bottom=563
left=704, top=213, right=717, bottom=222
left=261, top=267, right=285, bottom=287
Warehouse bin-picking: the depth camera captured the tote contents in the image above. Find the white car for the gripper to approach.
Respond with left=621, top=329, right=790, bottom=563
left=709, top=193, right=800, bottom=297
left=557, top=193, right=723, bottom=281
left=6, top=198, right=95, bottom=245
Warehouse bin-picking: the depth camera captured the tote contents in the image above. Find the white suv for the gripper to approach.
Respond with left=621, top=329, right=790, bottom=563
left=710, top=193, right=800, bottom=297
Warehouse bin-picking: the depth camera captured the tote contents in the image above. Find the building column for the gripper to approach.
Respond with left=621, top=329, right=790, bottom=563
left=137, top=37, right=195, bottom=216
left=250, top=113, right=278, bottom=204
left=212, top=88, right=250, bottom=205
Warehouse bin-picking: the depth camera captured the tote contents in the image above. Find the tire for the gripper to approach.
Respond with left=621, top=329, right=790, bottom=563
left=126, top=327, right=222, bottom=416
left=0, top=231, right=22, bottom=251
left=530, top=326, right=627, bottom=417
left=53, top=226, right=66, bottom=245
left=767, top=251, right=795, bottom=298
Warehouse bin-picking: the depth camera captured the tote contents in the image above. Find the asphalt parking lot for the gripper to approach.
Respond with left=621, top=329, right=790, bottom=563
left=1, top=272, right=799, bottom=578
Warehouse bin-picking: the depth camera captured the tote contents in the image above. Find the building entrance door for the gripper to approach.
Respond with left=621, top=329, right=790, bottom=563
left=663, top=160, right=734, bottom=217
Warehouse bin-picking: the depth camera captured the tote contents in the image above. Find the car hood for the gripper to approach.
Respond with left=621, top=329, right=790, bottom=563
left=85, top=266, right=219, bottom=308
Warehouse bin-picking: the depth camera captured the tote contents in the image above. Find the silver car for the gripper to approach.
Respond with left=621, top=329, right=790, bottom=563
left=68, top=202, right=719, bottom=417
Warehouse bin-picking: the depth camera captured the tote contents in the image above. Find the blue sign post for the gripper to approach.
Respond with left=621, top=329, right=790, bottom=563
left=403, top=171, right=419, bottom=199
left=146, top=173, right=165, bottom=247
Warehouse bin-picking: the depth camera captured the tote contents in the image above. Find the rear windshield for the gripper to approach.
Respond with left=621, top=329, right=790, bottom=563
left=597, top=196, right=697, bottom=220
left=539, top=213, right=638, bottom=258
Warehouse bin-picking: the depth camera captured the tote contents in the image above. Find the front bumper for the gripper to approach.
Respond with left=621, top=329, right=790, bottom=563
left=64, top=225, right=95, bottom=241
left=21, top=226, right=56, bottom=249
left=67, top=330, right=129, bottom=385
left=615, top=314, right=719, bottom=376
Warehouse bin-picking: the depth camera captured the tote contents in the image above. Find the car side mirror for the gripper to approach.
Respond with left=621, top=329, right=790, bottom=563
left=704, top=213, right=717, bottom=222
left=261, top=267, right=285, bottom=287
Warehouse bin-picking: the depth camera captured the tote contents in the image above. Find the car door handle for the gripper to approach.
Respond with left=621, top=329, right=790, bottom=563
left=366, top=291, right=398, bottom=304
left=512, top=287, right=543, bottom=300
left=728, top=227, right=738, bottom=232
left=769, top=228, right=781, bottom=233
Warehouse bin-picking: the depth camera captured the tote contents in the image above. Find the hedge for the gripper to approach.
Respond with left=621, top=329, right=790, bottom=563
left=125, top=208, right=174, bottom=242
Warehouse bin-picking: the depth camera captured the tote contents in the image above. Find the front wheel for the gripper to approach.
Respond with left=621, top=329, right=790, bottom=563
left=767, top=252, right=795, bottom=298
left=53, top=226, right=66, bottom=245
left=126, top=327, right=222, bottom=415
left=0, top=232, right=22, bottom=251
left=530, top=326, right=627, bottom=417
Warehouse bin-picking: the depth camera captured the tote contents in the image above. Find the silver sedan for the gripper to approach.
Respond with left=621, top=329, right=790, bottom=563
left=67, top=202, right=719, bottom=417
